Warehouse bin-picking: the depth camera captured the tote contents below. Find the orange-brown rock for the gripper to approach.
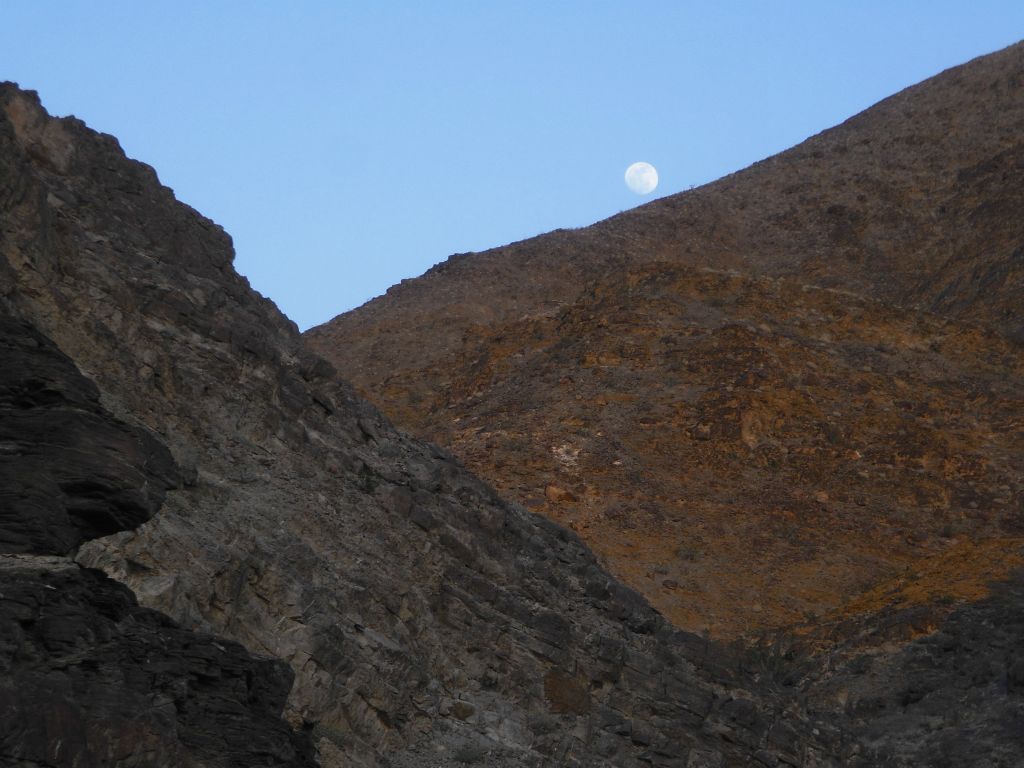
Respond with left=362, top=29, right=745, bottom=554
left=307, top=43, right=1024, bottom=643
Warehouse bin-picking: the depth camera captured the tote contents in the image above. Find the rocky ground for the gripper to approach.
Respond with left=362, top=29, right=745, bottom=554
left=325, top=263, right=1023, bottom=640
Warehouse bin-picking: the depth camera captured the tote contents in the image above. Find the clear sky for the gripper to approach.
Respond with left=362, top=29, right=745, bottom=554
left=5, top=3, right=1023, bottom=330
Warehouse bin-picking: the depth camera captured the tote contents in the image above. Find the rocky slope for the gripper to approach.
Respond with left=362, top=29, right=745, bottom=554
left=3, top=58, right=1023, bottom=768
left=0, top=85, right=837, bottom=767
left=306, top=43, right=1024, bottom=643
left=318, top=262, right=1024, bottom=641
left=0, top=305, right=314, bottom=767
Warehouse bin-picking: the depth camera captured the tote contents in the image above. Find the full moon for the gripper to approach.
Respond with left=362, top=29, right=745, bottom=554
left=624, top=162, right=658, bottom=195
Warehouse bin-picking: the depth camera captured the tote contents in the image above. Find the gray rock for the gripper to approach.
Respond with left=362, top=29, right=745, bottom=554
left=0, top=299, right=315, bottom=766
left=0, top=309, right=179, bottom=555
left=0, top=554, right=315, bottom=768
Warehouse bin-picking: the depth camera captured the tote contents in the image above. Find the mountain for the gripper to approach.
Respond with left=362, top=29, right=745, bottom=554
left=3, top=43, right=1024, bottom=768
left=311, top=42, right=1024, bottom=372
left=1, top=85, right=825, bottom=767
left=306, top=43, right=1024, bottom=643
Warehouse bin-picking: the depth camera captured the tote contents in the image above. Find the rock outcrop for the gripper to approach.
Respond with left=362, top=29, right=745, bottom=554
left=0, top=310, right=179, bottom=555
left=0, top=303, right=314, bottom=766
left=0, top=555, right=315, bottom=768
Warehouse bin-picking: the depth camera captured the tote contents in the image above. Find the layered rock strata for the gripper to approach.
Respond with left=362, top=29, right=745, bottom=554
left=0, top=303, right=314, bottom=767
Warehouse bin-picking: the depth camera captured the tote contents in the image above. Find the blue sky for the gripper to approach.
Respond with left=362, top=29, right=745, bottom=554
left=4, top=3, right=1023, bottom=330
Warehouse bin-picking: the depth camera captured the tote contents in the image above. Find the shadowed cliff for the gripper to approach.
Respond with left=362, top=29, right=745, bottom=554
left=0, top=304, right=315, bottom=767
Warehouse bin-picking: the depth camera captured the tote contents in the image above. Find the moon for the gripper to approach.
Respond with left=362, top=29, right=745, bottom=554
left=625, top=162, right=658, bottom=195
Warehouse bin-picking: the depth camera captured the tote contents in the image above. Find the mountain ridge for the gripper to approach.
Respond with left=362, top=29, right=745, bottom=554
left=306, top=43, right=1024, bottom=642
left=309, top=40, right=1024, bottom=380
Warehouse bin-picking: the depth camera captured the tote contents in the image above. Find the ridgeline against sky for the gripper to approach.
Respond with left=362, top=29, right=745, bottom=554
left=307, top=40, right=1024, bottom=641
left=5, top=3, right=1024, bottom=329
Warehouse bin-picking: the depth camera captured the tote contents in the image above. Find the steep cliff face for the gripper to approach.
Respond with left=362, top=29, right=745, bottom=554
left=0, top=303, right=314, bottom=767
left=0, top=85, right=834, bottom=767
left=305, top=44, right=1024, bottom=642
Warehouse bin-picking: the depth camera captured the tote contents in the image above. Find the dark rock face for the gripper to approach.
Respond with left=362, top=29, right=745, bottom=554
left=0, top=302, right=314, bottom=765
left=0, top=555, right=315, bottom=768
left=807, top=572, right=1024, bottom=767
left=0, top=309, right=179, bottom=555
